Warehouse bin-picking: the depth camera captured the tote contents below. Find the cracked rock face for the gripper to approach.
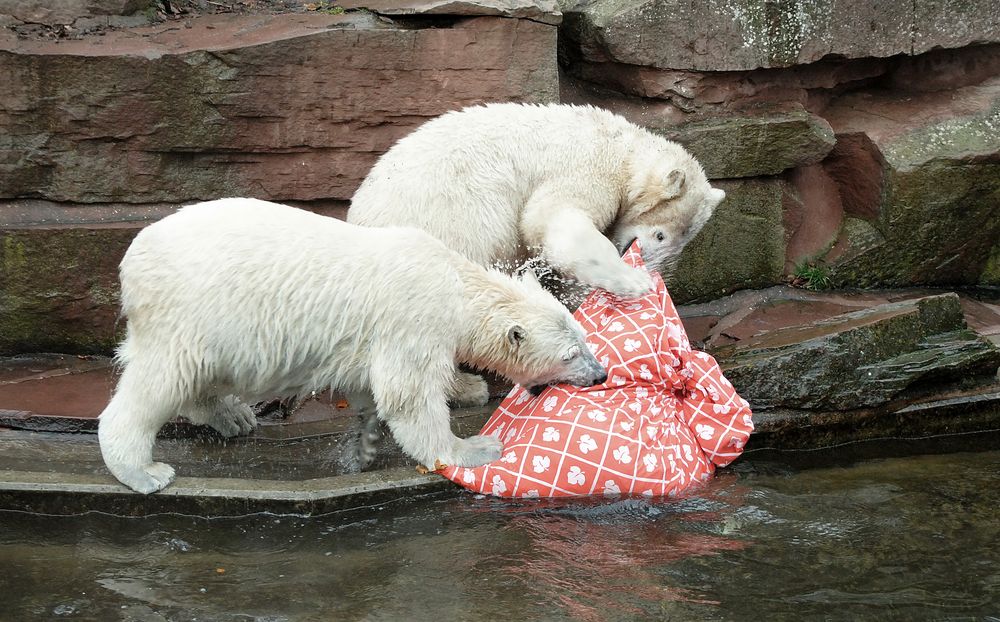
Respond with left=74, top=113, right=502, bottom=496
left=560, top=0, right=1000, bottom=72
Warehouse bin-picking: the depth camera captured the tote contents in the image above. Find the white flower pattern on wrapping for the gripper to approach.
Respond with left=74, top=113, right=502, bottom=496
left=523, top=489, right=540, bottom=498
left=587, top=410, right=607, bottom=423
left=532, top=455, right=551, bottom=473
left=643, top=453, right=657, bottom=473
left=491, top=475, right=506, bottom=496
left=578, top=434, right=598, bottom=454
left=609, top=321, right=624, bottom=332
left=639, top=364, right=653, bottom=380
left=542, top=427, right=560, bottom=443
left=567, top=466, right=585, bottom=486
left=623, top=339, right=641, bottom=352
left=501, top=451, right=517, bottom=463
left=695, top=424, right=714, bottom=440
left=462, top=470, right=475, bottom=484
left=542, top=396, right=558, bottom=412
left=613, top=445, right=632, bottom=464
left=603, top=480, right=621, bottom=495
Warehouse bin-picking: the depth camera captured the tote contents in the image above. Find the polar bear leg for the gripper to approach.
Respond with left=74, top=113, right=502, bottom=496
left=347, top=391, right=382, bottom=469
left=98, top=364, right=182, bottom=494
left=370, top=369, right=501, bottom=469
left=448, top=371, right=490, bottom=407
left=185, top=395, right=257, bottom=438
left=533, top=206, right=653, bottom=298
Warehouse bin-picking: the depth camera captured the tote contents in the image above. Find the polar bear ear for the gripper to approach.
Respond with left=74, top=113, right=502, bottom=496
left=662, top=169, right=686, bottom=200
left=507, top=325, right=526, bottom=347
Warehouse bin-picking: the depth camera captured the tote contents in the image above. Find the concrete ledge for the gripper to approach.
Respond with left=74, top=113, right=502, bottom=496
left=0, top=466, right=453, bottom=517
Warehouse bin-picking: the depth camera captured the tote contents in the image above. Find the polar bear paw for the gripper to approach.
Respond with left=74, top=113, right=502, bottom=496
left=448, top=434, right=502, bottom=468
left=449, top=372, right=490, bottom=407
left=111, top=461, right=176, bottom=495
left=606, top=266, right=655, bottom=299
left=207, top=397, right=257, bottom=438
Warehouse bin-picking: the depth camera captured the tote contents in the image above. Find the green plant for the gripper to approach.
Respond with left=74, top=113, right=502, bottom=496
left=791, top=261, right=832, bottom=291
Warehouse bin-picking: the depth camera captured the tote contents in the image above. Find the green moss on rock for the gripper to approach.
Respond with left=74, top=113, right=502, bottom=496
left=0, top=227, right=136, bottom=355
left=668, top=178, right=786, bottom=303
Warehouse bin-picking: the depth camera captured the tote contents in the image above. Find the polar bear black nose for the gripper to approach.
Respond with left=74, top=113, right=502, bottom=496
left=596, top=373, right=608, bottom=385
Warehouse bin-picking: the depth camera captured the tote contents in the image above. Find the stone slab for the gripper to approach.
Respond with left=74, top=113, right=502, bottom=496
left=560, top=0, right=1000, bottom=72
left=0, top=12, right=558, bottom=204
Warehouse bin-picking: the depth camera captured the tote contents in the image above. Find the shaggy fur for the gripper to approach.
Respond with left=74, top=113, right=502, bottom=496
left=349, top=103, right=726, bottom=298
left=98, top=198, right=605, bottom=494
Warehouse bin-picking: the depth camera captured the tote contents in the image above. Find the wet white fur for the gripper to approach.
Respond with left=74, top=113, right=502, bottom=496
left=349, top=103, right=726, bottom=298
left=98, top=198, right=603, bottom=494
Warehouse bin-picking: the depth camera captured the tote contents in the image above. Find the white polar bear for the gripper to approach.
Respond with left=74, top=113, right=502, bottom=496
left=98, top=198, right=606, bottom=494
left=349, top=103, right=726, bottom=299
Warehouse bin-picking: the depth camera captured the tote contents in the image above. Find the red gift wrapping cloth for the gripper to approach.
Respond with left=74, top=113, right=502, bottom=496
left=438, top=242, right=754, bottom=498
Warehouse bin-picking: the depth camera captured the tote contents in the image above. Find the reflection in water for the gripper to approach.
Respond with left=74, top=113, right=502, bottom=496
left=1, top=444, right=999, bottom=621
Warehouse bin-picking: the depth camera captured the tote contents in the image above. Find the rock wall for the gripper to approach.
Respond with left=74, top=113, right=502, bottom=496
left=1, top=0, right=999, bottom=354
left=560, top=0, right=1000, bottom=299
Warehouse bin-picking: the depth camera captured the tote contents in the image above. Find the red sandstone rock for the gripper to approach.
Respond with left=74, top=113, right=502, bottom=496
left=818, top=78, right=1000, bottom=287
left=1, top=0, right=148, bottom=26
left=783, top=164, right=843, bottom=272
left=0, top=12, right=558, bottom=204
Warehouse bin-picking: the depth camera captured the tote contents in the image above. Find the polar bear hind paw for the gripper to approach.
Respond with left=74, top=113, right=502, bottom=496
left=208, top=398, right=257, bottom=438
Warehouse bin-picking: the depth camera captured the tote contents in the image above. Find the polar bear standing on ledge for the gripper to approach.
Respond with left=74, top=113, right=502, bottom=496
left=349, top=103, right=726, bottom=298
left=99, top=198, right=606, bottom=494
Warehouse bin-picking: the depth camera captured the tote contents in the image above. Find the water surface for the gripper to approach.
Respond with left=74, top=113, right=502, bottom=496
left=3, top=437, right=999, bottom=621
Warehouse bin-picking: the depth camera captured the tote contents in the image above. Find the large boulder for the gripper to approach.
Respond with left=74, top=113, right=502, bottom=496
left=560, top=0, right=1000, bottom=72
left=715, top=293, right=1000, bottom=411
left=561, top=83, right=835, bottom=178
left=669, top=178, right=786, bottom=302
left=0, top=11, right=558, bottom=204
left=820, top=78, right=1000, bottom=287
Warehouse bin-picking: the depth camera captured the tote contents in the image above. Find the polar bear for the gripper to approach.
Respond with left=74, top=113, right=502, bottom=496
left=98, top=198, right=606, bottom=494
left=349, top=103, right=726, bottom=299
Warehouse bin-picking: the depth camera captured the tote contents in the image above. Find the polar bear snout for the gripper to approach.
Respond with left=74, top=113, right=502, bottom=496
left=563, top=349, right=608, bottom=388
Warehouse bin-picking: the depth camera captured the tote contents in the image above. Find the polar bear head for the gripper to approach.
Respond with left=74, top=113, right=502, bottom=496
left=611, top=141, right=725, bottom=276
left=465, top=270, right=607, bottom=393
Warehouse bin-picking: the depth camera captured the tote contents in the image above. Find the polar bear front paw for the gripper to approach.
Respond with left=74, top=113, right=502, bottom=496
left=111, top=461, right=176, bottom=494
left=606, top=266, right=655, bottom=299
left=448, top=435, right=502, bottom=468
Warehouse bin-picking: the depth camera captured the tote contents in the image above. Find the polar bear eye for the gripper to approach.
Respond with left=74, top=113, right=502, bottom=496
left=655, top=231, right=665, bottom=242
left=562, top=347, right=579, bottom=363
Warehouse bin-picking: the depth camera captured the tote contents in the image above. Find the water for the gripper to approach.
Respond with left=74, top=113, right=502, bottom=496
left=2, top=439, right=999, bottom=621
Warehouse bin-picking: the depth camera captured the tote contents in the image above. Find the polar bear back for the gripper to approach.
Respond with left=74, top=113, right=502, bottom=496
left=349, top=103, right=636, bottom=268
left=119, top=198, right=465, bottom=399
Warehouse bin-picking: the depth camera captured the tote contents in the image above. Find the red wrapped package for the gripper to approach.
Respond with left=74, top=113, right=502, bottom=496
left=439, top=242, right=754, bottom=498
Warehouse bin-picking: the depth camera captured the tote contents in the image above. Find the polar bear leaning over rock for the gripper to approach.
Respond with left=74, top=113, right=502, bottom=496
left=98, top=198, right=606, bottom=494
left=349, top=103, right=726, bottom=299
